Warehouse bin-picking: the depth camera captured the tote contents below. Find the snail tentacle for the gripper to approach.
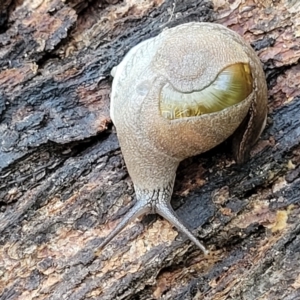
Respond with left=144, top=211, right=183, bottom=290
left=155, top=199, right=208, bottom=255
left=99, top=199, right=150, bottom=249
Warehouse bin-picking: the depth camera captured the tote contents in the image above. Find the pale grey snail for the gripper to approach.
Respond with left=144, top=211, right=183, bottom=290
left=102, top=22, right=268, bottom=254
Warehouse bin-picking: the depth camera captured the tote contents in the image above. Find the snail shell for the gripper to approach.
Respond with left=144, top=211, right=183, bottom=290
left=102, top=22, right=267, bottom=254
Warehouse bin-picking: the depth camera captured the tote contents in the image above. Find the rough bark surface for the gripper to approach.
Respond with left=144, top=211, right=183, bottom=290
left=0, top=0, right=300, bottom=299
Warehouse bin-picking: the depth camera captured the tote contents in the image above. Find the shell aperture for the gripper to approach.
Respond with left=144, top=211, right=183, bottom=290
left=160, top=63, right=253, bottom=120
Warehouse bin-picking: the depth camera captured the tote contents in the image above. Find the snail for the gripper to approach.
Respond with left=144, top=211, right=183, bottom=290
left=102, top=22, right=267, bottom=254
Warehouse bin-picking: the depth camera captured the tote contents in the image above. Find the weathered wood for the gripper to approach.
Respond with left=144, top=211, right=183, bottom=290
left=0, top=0, right=300, bottom=299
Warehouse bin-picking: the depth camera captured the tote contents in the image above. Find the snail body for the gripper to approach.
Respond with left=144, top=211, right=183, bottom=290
left=103, top=22, right=267, bottom=253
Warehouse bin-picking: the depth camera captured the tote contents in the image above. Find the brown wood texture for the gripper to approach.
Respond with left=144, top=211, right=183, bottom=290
left=1, top=0, right=300, bottom=299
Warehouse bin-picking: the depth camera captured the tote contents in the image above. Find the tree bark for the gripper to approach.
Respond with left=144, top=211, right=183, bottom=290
left=1, top=0, right=300, bottom=299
